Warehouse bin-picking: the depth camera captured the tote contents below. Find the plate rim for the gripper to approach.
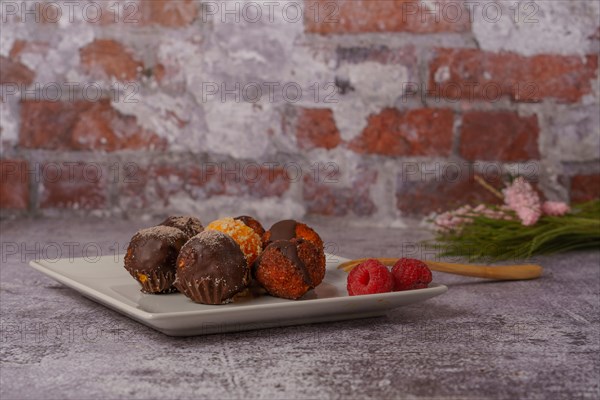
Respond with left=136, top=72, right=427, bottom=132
left=29, top=256, right=448, bottom=322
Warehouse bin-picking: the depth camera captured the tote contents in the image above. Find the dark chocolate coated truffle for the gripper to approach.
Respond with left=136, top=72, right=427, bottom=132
left=254, top=238, right=326, bottom=300
left=159, top=215, right=203, bottom=238
left=124, top=226, right=188, bottom=294
left=174, top=230, right=250, bottom=305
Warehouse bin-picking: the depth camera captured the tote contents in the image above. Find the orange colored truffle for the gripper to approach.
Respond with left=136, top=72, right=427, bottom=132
left=206, top=217, right=262, bottom=265
left=234, top=215, right=265, bottom=239
left=254, top=238, right=326, bottom=300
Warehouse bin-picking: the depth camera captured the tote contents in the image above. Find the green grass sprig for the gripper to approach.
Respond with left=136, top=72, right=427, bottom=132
left=430, top=200, right=600, bottom=261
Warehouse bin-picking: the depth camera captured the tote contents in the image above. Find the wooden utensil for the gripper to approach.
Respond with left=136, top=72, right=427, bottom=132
left=338, top=258, right=543, bottom=281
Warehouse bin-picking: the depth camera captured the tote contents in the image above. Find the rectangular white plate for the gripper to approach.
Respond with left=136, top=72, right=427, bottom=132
left=29, top=253, right=447, bottom=336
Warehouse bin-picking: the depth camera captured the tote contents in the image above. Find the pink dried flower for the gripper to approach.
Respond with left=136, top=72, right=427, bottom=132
left=432, top=204, right=512, bottom=232
left=542, top=201, right=570, bottom=216
left=433, top=205, right=471, bottom=232
left=433, top=211, right=466, bottom=232
left=502, top=177, right=542, bottom=226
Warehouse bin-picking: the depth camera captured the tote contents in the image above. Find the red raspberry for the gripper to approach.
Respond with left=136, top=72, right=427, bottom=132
left=347, top=259, right=394, bottom=296
left=391, top=258, right=432, bottom=291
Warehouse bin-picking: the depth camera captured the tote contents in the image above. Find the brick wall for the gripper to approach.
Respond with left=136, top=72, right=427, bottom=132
left=1, top=0, right=599, bottom=223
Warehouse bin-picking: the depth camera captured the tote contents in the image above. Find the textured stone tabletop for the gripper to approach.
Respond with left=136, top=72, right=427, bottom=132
left=1, top=218, right=598, bottom=399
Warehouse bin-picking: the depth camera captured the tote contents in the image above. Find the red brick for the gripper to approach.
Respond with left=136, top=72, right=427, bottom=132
left=80, top=39, right=142, bottom=81
left=190, top=165, right=291, bottom=198
left=0, top=160, right=29, bottom=210
left=188, top=164, right=291, bottom=198
left=39, top=162, right=108, bottom=209
left=460, top=111, right=540, bottom=161
left=153, top=60, right=186, bottom=91
left=140, top=0, right=198, bottom=27
left=303, top=176, right=352, bottom=216
left=121, top=163, right=290, bottom=209
left=349, top=108, right=454, bottom=156
left=153, top=63, right=167, bottom=83
left=9, top=40, right=49, bottom=63
left=571, top=174, right=600, bottom=203
left=0, top=56, right=34, bottom=85
left=95, top=1, right=141, bottom=25
left=303, top=166, right=377, bottom=216
left=187, top=165, right=225, bottom=198
left=9, top=40, right=27, bottom=58
left=305, top=0, right=470, bottom=34
left=296, top=108, right=341, bottom=150
left=429, top=49, right=598, bottom=103
left=396, top=173, right=502, bottom=215
left=19, top=99, right=166, bottom=151
left=120, top=164, right=186, bottom=209
left=246, top=167, right=291, bottom=197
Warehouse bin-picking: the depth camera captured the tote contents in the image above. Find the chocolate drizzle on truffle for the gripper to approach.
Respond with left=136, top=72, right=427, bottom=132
left=260, top=240, right=312, bottom=286
left=268, top=219, right=298, bottom=241
left=254, top=237, right=326, bottom=299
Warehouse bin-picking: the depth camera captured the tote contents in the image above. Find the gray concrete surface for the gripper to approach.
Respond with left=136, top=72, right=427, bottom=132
left=0, top=217, right=599, bottom=399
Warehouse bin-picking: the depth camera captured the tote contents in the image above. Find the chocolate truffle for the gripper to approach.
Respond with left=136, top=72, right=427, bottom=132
left=174, top=230, right=250, bottom=305
left=159, top=215, right=203, bottom=238
left=254, top=238, right=326, bottom=300
left=234, top=215, right=265, bottom=239
left=262, top=220, right=324, bottom=251
left=206, top=217, right=263, bottom=265
left=124, top=226, right=188, bottom=294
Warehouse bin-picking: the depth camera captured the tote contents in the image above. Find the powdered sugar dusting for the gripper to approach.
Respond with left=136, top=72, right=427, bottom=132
left=166, top=215, right=200, bottom=226
left=134, top=225, right=187, bottom=244
left=175, top=229, right=250, bottom=304
left=196, top=230, right=232, bottom=252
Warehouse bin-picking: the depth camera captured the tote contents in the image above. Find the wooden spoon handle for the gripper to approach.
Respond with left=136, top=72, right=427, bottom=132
left=338, top=258, right=543, bottom=281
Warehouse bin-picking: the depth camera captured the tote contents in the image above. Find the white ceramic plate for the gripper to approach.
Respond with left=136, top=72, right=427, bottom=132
left=29, top=253, right=447, bottom=336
